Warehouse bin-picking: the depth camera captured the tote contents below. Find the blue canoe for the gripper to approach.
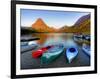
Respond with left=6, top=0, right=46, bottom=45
left=66, top=47, right=78, bottom=63
left=41, top=44, right=64, bottom=64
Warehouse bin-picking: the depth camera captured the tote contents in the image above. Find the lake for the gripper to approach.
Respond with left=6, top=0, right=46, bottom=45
left=21, top=33, right=90, bottom=69
left=26, top=33, right=77, bottom=47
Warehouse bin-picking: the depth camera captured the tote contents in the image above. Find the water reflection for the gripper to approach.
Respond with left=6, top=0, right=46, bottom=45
left=32, top=33, right=77, bottom=47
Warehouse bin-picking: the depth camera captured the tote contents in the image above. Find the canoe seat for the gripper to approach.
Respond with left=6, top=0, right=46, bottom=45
left=69, top=48, right=76, bottom=53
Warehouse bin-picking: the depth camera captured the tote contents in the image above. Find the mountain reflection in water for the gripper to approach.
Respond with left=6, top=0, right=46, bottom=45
left=32, top=33, right=77, bottom=47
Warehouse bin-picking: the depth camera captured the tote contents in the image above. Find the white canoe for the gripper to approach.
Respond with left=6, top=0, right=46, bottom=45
left=21, top=42, right=28, bottom=46
left=66, top=47, right=78, bottom=63
left=21, top=44, right=38, bottom=53
left=82, top=44, right=90, bottom=56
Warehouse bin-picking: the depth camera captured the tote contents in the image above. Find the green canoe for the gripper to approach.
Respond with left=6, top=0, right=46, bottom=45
left=41, top=44, right=64, bottom=64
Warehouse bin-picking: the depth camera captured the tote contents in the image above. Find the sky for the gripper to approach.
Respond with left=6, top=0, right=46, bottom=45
left=21, top=9, right=89, bottom=29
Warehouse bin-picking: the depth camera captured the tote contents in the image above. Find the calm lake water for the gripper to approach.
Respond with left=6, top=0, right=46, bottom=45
left=29, top=33, right=77, bottom=47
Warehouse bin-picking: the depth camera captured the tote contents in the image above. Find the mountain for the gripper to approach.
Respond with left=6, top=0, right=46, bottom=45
left=31, top=18, right=56, bottom=32
left=58, top=14, right=90, bottom=34
left=74, top=14, right=90, bottom=27
left=74, top=14, right=90, bottom=34
left=23, top=14, right=91, bottom=34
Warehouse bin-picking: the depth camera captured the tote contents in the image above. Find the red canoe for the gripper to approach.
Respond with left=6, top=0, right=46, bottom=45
left=32, top=45, right=53, bottom=58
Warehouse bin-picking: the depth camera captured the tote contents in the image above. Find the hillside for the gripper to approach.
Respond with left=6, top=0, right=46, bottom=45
left=74, top=14, right=90, bottom=27
left=21, top=27, right=37, bottom=35
left=58, top=14, right=90, bottom=34
left=31, top=18, right=56, bottom=32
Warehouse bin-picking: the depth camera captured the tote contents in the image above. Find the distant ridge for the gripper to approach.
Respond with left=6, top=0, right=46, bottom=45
left=58, top=14, right=90, bottom=34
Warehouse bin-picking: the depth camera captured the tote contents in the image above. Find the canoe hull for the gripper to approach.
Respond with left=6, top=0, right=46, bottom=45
left=21, top=42, right=28, bottom=46
left=21, top=44, right=38, bottom=53
left=66, top=47, right=78, bottom=63
left=41, top=44, right=64, bottom=64
left=41, top=50, right=63, bottom=64
left=32, top=46, right=53, bottom=58
left=82, top=44, right=90, bottom=56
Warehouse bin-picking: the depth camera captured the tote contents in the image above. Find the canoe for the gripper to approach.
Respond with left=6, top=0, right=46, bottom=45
left=66, top=47, right=78, bottom=63
left=85, top=35, right=90, bottom=41
left=21, top=44, right=38, bottom=53
left=41, top=44, right=64, bottom=64
left=21, top=40, right=37, bottom=46
left=82, top=44, right=90, bottom=56
left=32, top=46, right=53, bottom=58
left=21, top=37, right=40, bottom=42
left=73, top=35, right=83, bottom=41
left=21, top=42, right=28, bottom=46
